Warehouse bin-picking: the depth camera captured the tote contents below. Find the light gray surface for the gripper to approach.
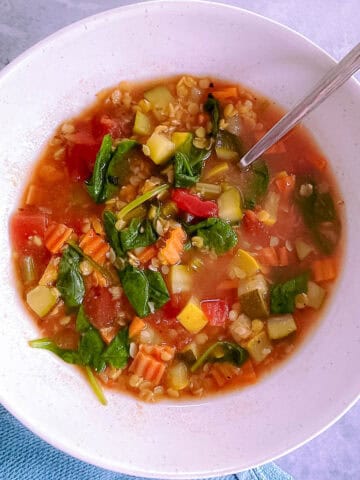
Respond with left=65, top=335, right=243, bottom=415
left=0, top=1, right=359, bottom=479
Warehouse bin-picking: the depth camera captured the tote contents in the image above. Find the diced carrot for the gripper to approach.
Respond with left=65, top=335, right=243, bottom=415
left=79, top=228, right=110, bottom=265
left=254, top=131, right=286, bottom=154
left=275, top=174, right=296, bottom=197
left=278, top=246, right=289, bottom=266
left=212, top=87, right=238, bottom=100
left=239, top=360, right=257, bottom=383
left=158, top=226, right=187, bottom=265
left=308, top=154, right=327, bottom=171
left=129, top=351, right=166, bottom=385
left=136, top=245, right=157, bottom=264
left=312, top=258, right=336, bottom=282
left=44, top=222, right=73, bottom=254
left=209, top=363, right=240, bottom=387
left=258, top=247, right=279, bottom=266
left=216, top=279, right=239, bottom=291
left=129, top=316, right=146, bottom=338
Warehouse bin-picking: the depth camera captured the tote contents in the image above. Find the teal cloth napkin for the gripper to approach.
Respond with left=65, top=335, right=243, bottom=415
left=0, top=404, right=293, bottom=480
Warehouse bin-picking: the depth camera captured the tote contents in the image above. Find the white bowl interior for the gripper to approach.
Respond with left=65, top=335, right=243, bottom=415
left=0, top=2, right=359, bottom=477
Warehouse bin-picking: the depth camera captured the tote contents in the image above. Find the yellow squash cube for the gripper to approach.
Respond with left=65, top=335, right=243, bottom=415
left=177, top=297, right=208, bottom=334
left=146, top=132, right=175, bottom=165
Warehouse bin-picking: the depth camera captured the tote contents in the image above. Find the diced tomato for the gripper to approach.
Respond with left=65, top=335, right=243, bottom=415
left=92, top=114, right=132, bottom=140
left=201, top=299, right=229, bottom=326
left=162, top=293, right=188, bottom=319
left=242, top=209, right=263, bottom=235
left=171, top=189, right=218, bottom=218
left=10, top=210, right=48, bottom=250
left=65, top=141, right=100, bottom=182
left=84, top=287, right=119, bottom=329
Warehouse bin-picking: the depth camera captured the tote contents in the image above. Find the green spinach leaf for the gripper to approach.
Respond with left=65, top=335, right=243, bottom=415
left=30, top=309, right=130, bottom=373
left=103, top=210, right=124, bottom=258
left=187, top=218, right=237, bottom=254
left=102, top=327, right=129, bottom=369
left=270, top=273, right=308, bottom=314
left=174, top=147, right=211, bottom=188
left=243, top=160, right=269, bottom=209
left=103, top=139, right=138, bottom=200
left=75, top=304, right=91, bottom=333
left=28, top=338, right=80, bottom=364
left=191, top=341, right=248, bottom=372
left=145, top=269, right=170, bottom=310
left=118, top=264, right=170, bottom=317
left=204, top=94, right=220, bottom=136
left=120, top=218, right=158, bottom=252
left=295, top=179, right=340, bottom=254
left=85, top=134, right=113, bottom=203
left=78, top=328, right=106, bottom=372
left=118, top=265, right=150, bottom=317
left=56, top=245, right=85, bottom=308
left=86, top=137, right=138, bottom=203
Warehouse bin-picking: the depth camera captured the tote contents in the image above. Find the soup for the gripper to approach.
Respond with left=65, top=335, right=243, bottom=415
left=10, top=75, right=342, bottom=403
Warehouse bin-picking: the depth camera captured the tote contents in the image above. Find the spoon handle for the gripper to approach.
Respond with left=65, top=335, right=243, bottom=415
left=239, top=42, right=360, bottom=169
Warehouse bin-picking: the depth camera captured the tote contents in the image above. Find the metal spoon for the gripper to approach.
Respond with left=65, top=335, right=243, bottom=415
left=239, top=42, right=360, bottom=169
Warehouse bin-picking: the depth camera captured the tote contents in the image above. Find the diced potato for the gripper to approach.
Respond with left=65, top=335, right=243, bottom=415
left=238, top=274, right=269, bottom=318
left=26, top=285, right=59, bottom=317
left=295, top=239, right=314, bottom=261
left=171, top=132, right=193, bottom=151
left=146, top=132, right=175, bottom=165
left=246, top=331, right=272, bottom=363
left=167, top=362, right=189, bottom=390
left=177, top=297, right=208, bottom=334
left=217, top=187, right=243, bottom=222
left=267, top=314, right=297, bottom=340
left=144, top=85, right=174, bottom=109
left=133, top=111, right=152, bottom=136
left=231, top=249, right=260, bottom=277
left=230, top=313, right=252, bottom=343
left=307, top=281, right=326, bottom=309
left=169, top=265, right=192, bottom=294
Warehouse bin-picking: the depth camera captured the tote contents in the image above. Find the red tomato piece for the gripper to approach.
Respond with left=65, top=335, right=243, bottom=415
left=10, top=210, right=48, bottom=250
left=65, top=142, right=100, bottom=182
left=92, top=114, right=132, bottom=140
left=201, top=299, right=229, bottom=326
left=84, top=287, right=119, bottom=330
left=242, top=209, right=263, bottom=235
left=162, top=293, right=188, bottom=319
left=171, top=189, right=218, bottom=218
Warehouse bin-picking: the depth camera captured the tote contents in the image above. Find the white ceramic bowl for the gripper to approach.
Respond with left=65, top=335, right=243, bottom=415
left=0, top=2, right=359, bottom=477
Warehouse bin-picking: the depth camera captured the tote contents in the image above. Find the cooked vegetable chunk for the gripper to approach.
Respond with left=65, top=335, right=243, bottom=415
left=246, top=331, right=272, bottom=363
left=267, top=314, right=297, bottom=340
left=177, top=297, right=208, bottom=333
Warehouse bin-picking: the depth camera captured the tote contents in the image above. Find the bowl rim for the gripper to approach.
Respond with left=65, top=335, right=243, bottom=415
left=0, top=1, right=359, bottom=477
